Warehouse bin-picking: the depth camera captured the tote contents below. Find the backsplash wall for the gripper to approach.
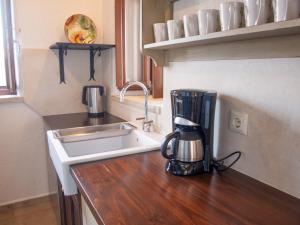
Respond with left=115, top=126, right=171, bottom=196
left=162, top=58, right=300, bottom=198
left=158, top=0, right=300, bottom=199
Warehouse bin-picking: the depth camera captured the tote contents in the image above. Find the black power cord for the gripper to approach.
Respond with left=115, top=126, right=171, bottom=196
left=213, top=151, right=242, bottom=172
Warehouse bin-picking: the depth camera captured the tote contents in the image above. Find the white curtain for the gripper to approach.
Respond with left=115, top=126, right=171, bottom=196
left=124, top=0, right=142, bottom=82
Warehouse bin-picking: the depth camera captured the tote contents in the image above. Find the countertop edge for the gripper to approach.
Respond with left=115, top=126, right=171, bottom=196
left=71, top=169, right=106, bottom=225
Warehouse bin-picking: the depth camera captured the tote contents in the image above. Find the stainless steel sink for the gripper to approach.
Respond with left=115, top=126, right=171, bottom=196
left=53, top=122, right=136, bottom=143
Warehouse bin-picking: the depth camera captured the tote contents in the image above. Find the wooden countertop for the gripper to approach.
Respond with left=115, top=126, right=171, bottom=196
left=43, top=112, right=125, bottom=130
left=71, top=151, right=300, bottom=225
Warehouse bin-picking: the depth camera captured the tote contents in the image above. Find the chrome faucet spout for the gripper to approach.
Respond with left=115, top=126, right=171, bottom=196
left=119, top=81, right=153, bottom=132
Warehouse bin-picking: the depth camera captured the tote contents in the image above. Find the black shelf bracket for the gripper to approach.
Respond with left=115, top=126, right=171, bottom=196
left=50, top=42, right=115, bottom=84
left=89, top=48, right=102, bottom=81
left=58, top=47, right=66, bottom=84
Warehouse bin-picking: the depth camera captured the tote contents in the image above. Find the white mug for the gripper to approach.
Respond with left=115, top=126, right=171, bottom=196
left=153, top=23, right=168, bottom=42
left=183, top=14, right=199, bottom=37
left=272, top=0, right=300, bottom=22
left=220, top=2, right=244, bottom=31
left=198, top=9, right=219, bottom=35
left=167, top=19, right=184, bottom=40
left=244, top=0, right=272, bottom=26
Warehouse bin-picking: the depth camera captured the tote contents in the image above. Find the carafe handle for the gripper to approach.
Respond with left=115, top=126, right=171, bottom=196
left=160, top=131, right=180, bottom=159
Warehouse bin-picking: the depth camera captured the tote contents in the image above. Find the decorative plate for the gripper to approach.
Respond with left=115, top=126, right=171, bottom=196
left=64, top=14, right=97, bottom=44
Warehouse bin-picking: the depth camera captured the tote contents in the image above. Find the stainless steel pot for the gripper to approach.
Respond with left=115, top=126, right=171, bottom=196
left=82, top=85, right=105, bottom=117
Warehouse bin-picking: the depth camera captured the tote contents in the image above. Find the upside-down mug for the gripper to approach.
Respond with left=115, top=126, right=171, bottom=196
left=220, top=2, right=244, bottom=31
left=244, top=0, right=272, bottom=26
left=198, top=9, right=219, bottom=35
left=272, top=0, right=300, bottom=22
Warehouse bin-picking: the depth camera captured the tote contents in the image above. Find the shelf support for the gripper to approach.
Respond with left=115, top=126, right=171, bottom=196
left=58, top=47, right=66, bottom=84
left=50, top=42, right=115, bottom=84
left=89, top=48, right=101, bottom=81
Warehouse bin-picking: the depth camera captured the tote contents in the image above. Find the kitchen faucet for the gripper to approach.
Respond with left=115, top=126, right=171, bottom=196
left=119, top=81, right=153, bottom=132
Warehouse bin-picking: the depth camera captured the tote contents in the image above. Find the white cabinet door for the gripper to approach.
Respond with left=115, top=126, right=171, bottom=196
left=81, top=197, right=99, bottom=225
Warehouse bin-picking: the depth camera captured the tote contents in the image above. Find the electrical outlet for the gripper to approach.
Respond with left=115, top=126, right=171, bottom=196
left=229, top=110, right=248, bottom=135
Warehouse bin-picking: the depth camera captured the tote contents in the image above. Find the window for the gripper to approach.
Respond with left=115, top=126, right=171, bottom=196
left=0, top=0, right=16, bottom=95
left=115, top=0, right=163, bottom=98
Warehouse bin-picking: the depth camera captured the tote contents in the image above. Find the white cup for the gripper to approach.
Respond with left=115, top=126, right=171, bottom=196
left=220, top=2, right=244, bottom=31
left=244, top=0, right=272, bottom=26
left=183, top=14, right=199, bottom=37
left=198, top=9, right=219, bottom=35
left=167, top=19, right=184, bottom=40
left=153, top=23, right=168, bottom=42
left=272, top=0, right=300, bottom=22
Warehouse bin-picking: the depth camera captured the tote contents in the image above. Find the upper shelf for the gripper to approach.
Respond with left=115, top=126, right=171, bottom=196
left=50, top=42, right=115, bottom=51
left=50, top=42, right=115, bottom=83
left=144, top=18, right=300, bottom=50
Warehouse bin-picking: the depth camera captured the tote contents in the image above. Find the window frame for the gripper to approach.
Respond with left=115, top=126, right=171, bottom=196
left=115, top=0, right=163, bottom=98
left=0, top=0, right=16, bottom=95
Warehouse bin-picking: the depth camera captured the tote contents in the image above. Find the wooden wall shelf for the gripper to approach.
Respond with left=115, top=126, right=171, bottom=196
left=50, top=42, right=115, bottom=84
left=141, top=0, right=300, bottom=66
left=144, top=19, right=300, bottom=51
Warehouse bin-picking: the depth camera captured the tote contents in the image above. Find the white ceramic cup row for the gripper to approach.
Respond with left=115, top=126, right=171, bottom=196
left=225, top=0, right=299, bottom=28
left=153, top=20, right=183, bottom=42
left=153, top=12, right=218, bottom=43
left=153, top=0, right=300, bottom=42
left=220, top=0, right=300, bottom=29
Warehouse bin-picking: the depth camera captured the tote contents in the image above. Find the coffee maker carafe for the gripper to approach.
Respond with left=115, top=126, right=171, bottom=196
left=161, top=89, right=217, bottom=176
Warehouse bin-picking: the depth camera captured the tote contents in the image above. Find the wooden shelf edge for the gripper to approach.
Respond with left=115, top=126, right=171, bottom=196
left=49, top=42, right=115, bottom=51
left=144, top=18, right=300, bottom=50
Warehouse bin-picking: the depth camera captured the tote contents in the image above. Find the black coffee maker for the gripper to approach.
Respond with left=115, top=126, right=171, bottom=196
left=161, top=89, right=217, bottom=176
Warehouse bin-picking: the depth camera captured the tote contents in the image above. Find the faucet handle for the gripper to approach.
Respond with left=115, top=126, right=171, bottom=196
left=143, top=120, right=154, bottom=132
left=143, top=120, right=153, bottom=125
left=136, top=117, right=146, bottom=121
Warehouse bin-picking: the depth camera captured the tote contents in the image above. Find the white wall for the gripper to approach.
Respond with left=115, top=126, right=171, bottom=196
left=156, top=0, right=300, bottom=198
left=0, top=0, right=115, bottom=205
left=14, top=0, right=112, bottom=49
left=0, top=103, right=51, bottom=205
left=14, top=0, right=115, bottom=115
left=162, top=59, right=300, bottom=198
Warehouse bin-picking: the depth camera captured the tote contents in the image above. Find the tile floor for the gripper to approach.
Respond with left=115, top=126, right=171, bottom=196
left=0, top=195, right=58, bottom=225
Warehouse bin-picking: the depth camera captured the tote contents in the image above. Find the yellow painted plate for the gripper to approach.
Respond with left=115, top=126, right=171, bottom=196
left=64, top=14, right=97, bottom=44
